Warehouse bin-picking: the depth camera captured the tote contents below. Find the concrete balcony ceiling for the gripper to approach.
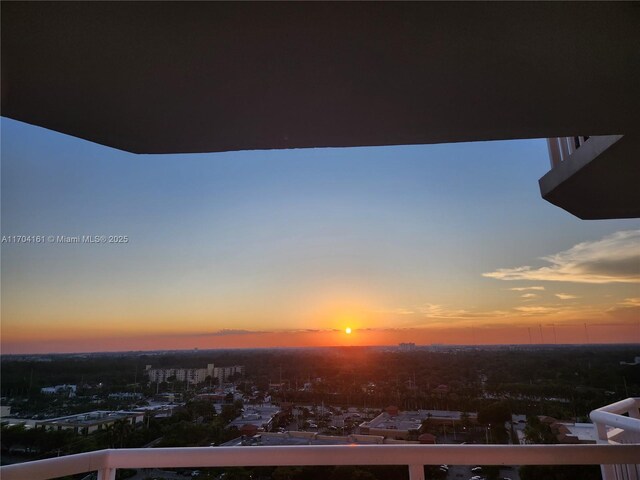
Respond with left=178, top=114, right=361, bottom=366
left=1, top=2, right=639, bottom=218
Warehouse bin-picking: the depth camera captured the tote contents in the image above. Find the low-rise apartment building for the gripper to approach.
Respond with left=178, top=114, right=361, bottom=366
left=145, top=363, right=244, bottom=386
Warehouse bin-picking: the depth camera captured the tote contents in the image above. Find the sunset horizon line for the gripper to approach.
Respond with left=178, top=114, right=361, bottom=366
left=3, top=340, right=639, bottom=357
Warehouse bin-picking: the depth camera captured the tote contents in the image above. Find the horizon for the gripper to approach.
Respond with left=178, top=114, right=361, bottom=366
left=2, top=118, right=639, bottom=354
left=3, top=341, right=640, bottom=359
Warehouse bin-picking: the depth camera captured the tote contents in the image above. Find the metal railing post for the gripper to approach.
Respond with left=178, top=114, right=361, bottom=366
left=595, top=420, right=616, bottom=480
left=547, top=138, right=562, bottom=168
left=408, top=464, right=425, bottom=480
left=97, top=467, right=116, bottom=480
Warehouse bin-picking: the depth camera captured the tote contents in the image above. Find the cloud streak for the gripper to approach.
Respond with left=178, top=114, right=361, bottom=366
left=196, top=329, right=269, bottom=337
left=483, top=230, right=640, bottom=284
left=514, top=306, right=557, bottom=316
left=521, top=293, right=538, bottom=299
left=619, top=297, right=640, bottom=307
left=555, top=293, right=579, bottom=300
left=418, top=303, right=510, bottom=320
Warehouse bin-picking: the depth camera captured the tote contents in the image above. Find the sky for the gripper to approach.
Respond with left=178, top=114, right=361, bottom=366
left=1, top=118, right=639, bottom=354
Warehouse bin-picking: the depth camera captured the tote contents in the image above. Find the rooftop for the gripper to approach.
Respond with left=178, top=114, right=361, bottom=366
left=39, top=411, right=142, bottom=427
left=362, top=409, right=477, bottom=432
left=221, top=431, right=409, bottom=447
left=227, top=405, right=281, bottom=431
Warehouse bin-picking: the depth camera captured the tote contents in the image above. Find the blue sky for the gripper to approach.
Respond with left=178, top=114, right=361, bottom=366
left=2, top=118, right=639, bottom=352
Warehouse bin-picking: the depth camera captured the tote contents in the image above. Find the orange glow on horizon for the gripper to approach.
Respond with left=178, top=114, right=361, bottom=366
left=3, top=320, right=639, bottom=355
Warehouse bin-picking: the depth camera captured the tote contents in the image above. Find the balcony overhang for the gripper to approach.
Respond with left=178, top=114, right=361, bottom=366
left=2, top=2, right=639, bottom=154
left=539, top=135, right=640, bottom=219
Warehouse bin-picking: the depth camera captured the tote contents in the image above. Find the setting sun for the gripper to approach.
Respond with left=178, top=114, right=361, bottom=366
left=345, top=327, right=352, bottom=335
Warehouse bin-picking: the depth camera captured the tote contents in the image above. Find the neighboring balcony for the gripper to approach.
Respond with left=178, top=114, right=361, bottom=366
left=539, top=135, right=640, bottom=220
left=2, top=399, right=639, bottom=480
left=591, top=397, right=640, bottom=480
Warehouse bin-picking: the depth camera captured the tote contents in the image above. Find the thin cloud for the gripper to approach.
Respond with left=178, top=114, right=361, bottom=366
left=207, top=329, right=268, bottom=336
left=418, top=303, right=510, bottom=319
left=197, top=328, right=342, bottom=337
left=514, top=306, right=557, bottom=316
left=605, top=298, right=640, bottom=321
left=376, top=308, right=417, bottom=317
left=419, top=303, right=470, bottom=318
left=149, top=329, right=272, bottom=338
left=483, top=230, right=640, bottom=284
left=620, top=297, right=640, bottom=307
left=392, top=308, right=416, bottom=315
left=521, top=293, right=538, bottom=299
left=510, top=286, right=545, bottom=291
left=555, top=293, right=579, bottom=300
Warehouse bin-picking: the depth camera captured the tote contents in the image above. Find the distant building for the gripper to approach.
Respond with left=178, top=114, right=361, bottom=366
left=227, top=404, right=281, bottom=433
left=1, top=417, right=38, bottom=429
left=620, top=356, right=640, bottom=366
left=195, top=393, right=228, bottom=404
left=145, top=363, right=244, bottom=385
left=145, top=363, right=214, bottom=385
left=213, top=365, right=244, bottom=384
left=554, top=422, right=598, bottom=444
left=38, top=411, right=144, bottom=435
left=399, top=343, right=416, bottom=352
left=108, top=392, right=143, bottom=401
left=359, top=408, right=477, bottom=440
left=40, top=384, right=77, bottom=396
left=536, top=416, right=599, bottom=444
left=134, top=403, right=181, bottom=419
left=418, top=433, right=437, bottom=444
left=154, top=392, right=182, bottom=403
left=433, top=384, right=450, bottom=395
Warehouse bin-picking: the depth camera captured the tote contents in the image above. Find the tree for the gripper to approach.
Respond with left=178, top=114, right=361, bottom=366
left=478, top=401, right=511, bottom=425
left=220, top=402, right=242, bottom=424
left=157, top=421, right=210, bottom=447
left=520, top=465, right=601, bottom=480
left=187, top=400, right=215, bottom=422
left=523, top=416, right=556, bottom=444
left=420, top=413, right=434, bottom=434
left=272, top=466, right=304, bottom=480
left=329, top=466, right=377, bottom=480
left=112, top=419, right=133, bottom=448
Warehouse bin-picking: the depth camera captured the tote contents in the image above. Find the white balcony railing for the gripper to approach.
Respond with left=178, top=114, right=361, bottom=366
left=547, top=136, right=591, bottom=167
left=590, top=397, right=640, bottom=480
left=3, top=399, right=640, bottom=480
left=2, top=443, right=640, bottom=480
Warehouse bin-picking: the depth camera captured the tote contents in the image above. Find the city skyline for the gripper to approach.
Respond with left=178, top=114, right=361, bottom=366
left=1, top=118, right=639, bottom=354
